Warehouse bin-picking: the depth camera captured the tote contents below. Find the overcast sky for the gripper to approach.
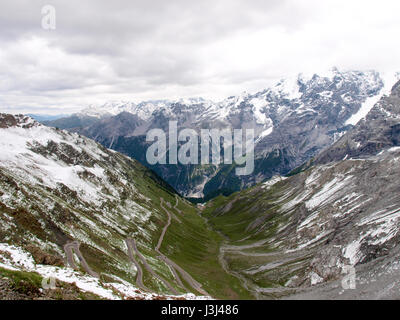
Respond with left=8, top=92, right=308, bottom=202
left=1, top=0, right=400, bottom=114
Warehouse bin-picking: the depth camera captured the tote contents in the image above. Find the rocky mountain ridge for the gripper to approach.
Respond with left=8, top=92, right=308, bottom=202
left=44, top=69, right=393, bottom=199
left=202, top=80, right=400, bottom=299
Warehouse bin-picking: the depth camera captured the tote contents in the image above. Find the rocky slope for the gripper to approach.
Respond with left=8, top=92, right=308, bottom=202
left=315, top=80, right=400, bottom=164
left=202, top=80, right=400, bottom=299
left=0, top=114, right=249, bottom=300
left=44, top=69, right=391, bottom=200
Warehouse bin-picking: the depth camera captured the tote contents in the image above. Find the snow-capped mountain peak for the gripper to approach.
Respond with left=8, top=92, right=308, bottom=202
left=80, top=101, right=137, bottom=118
left=47, top=69, right=392, bottom=199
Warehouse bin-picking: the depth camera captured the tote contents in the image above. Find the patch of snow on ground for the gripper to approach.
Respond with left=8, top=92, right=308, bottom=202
left=0, top=125, right=112, bottom=205
left=345, top=72, right=398, bottom=126
left=305, top=176, right=353, bottom=210
left=286, top=230, right=333, bottom=253
left=297, top=210, right=321, bottom=231
left=0, top=243, right=36, bottom=270
left=250, top=98, right=270, bottom=125
left=279, top=189, right=311, bottom=213
left=343, top=240, right=362, bottom=266
left=262, top=175, right=287, bottom=190
left=388, top=147, right=400, bottom=153
left=256, top=126, right=274, bottom=143
left=310, top=272, right=324, bottom=285
left=0, top=243, right=210, bottom=300
left=358, top=207, right=400, bottom=246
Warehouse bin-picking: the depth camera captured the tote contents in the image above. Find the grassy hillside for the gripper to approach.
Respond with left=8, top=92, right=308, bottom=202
left=0, top=115, right=250, bottom=299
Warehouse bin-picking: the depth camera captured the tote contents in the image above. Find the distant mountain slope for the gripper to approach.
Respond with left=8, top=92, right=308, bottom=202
left=44, top=69, right=391, bottom=200
left=202, top=80, right=400, bottom=299
left=28, top=114, right=70, bottom=122
left=42, top=114, right=99, bottom=131
left=0, top=114, right=249, bottom=300
left=315, top=79, right=400, bottom=163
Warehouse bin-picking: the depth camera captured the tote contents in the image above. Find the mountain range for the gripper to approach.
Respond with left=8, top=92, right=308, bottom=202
left=1, top=71, right=400, bottom=300
left=44, top=69, right=396, bottom=200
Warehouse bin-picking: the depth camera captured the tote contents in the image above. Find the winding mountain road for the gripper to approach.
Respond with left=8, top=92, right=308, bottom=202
left=125, top=238, right=148, bottom=291
left=126, top=238, right=178, bottom=295
left=63, top=196, right=209, bottom=297
left=174, top=195, right=182, bottom=215
left=158, top=197, right=209, bottom=296
left=64, top=241, right=99, bottom=278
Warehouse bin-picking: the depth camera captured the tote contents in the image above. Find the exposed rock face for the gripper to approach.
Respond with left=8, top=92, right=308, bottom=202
left=0, top=114, right=38, bottom=129
left=44, top=69, right=387, bottom=199
left=203, top=81, right=400, bottom=299
left=315, top=80, right=400, bottom=163
left=25, top=245, right=64, bottom=267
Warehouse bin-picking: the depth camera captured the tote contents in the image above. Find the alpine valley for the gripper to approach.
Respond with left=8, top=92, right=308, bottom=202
left=44, top=69, right=395, bottom=200
left=1, top=69, right=400, bottom=300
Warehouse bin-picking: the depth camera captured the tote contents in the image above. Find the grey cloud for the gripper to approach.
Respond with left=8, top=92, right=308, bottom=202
left=0, top=0, right=400, bottom=114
